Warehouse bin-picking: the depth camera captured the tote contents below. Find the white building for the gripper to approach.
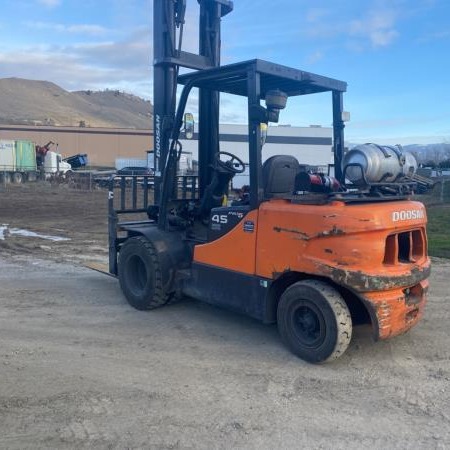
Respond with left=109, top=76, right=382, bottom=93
left=180, top=123, right=333, bottom=188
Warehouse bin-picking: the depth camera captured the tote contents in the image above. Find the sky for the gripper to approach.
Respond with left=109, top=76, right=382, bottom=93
left=0, top=0, right=449, bottom=144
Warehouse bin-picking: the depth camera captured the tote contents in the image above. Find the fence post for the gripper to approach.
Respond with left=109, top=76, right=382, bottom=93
left=440, top=178, right=445, bottom=203
left=108, top=177, right=118, bottom=275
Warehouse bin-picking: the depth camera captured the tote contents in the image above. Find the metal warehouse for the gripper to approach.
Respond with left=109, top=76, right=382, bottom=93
left=0, top=125, right=153, bottom=168
left=0, top=123, right=332, bottom=169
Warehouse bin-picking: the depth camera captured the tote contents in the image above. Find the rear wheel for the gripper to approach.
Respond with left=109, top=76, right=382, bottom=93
left=277, top=279, right=352, bottom=363
left=26, top=172, right=37, bottom=182
left=118, top=236, right=170, bottom=310
left=12, top=172, right=23, bottom=184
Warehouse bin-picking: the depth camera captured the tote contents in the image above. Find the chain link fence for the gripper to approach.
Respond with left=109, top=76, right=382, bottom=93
left=0, top=170, right=107, bottom=192
left=420, top=176, right=450, bottom=204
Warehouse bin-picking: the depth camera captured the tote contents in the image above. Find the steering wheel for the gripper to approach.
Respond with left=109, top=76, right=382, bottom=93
left=215, top=151, right=246, bottom=174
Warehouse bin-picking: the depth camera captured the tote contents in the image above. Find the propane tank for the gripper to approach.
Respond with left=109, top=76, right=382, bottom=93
left=403, top=151, right=418, bottom=176
left=342, top=143, right=418, bottom=185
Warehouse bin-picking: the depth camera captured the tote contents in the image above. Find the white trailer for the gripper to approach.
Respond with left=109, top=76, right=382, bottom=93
left=0, top=140, right=16, bottom=183
left=0, top=139, right=38, bottom=183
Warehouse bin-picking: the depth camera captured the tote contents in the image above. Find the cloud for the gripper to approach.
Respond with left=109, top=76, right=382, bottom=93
left=418, top=30, right=450, bottom=43
left=71, top=27, right=152, bottom=70
left=306, top=8, right=331, bottom=23
left=306, top=50, right=324, bottom=65
left=0, top=28, right=152, bottom=97
left=37, top=0, right=61, bottom=7
left=304, top=4, right=400, bottom=49
left=0, top=3, right=206, bottom=104
left=26, top=21, right=109, bottom=36
left=349, top=8, right=399, bottom=47
left=348, top=134, right=448, bottom=146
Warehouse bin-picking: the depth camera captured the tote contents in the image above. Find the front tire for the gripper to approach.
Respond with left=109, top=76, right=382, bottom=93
left=118, top=236, right=170, bottom=310
left=277, top=280, right=352, bottom=363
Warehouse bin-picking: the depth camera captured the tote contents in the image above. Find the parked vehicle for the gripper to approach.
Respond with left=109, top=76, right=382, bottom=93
left=0, top=140, right=37, bottom=183
left=42, top=150, right=72, bottom=179
left=36, top=141, right=73, bottom=179
left=117, top=166, right=153, bottom=176
left=0, top=139, right=77, bottom=183
left=63, top=153, right=88, bottom=169
left=115, top=158, right=148, bottom=171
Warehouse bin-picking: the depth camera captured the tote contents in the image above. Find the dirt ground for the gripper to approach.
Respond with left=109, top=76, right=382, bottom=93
left=0, top=182, right=109, bottom=265
left=1, top=183, right=450, bottom=449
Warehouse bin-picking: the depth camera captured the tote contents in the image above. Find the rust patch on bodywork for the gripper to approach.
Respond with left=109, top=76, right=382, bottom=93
left=316, top=225, right=345, bottom=238
left=273, top=226, right=310, bottom=240
left=273, top=225, right=345, bottom=241
left=362, top=279, right=429, bottom=340
left=315, top=261, right=431, bottom=292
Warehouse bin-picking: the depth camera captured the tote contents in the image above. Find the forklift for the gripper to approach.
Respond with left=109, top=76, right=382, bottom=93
left=107, top=0, right=430, bottom=363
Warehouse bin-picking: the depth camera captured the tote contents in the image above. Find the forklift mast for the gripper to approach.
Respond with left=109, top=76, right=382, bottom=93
left=152, top=0, right=233, bottom=205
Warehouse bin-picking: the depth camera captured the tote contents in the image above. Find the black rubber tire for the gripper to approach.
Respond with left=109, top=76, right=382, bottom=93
left=26, top=172, right=37, bottom=182
left=12, top=172, right=23, bottom=184
left=118, top=236, right=170, bottom=311
left=1, top=173, right=11, bottom=184
left=277, top=280, right=352, bottom=363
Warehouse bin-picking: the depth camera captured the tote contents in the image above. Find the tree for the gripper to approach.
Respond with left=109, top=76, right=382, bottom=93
left=439, top=159, right=450, bottom=169
left=424, top=160, right=436, bottom=168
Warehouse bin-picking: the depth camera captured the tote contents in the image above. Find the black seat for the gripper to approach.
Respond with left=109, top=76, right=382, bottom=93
left=262, top=155, right=300, bottom=198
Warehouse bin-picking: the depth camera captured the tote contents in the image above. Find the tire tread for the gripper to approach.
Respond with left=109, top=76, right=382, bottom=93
left=118, top=236, right=171, bottom=310
left=277, top=279, right=352, bottom=363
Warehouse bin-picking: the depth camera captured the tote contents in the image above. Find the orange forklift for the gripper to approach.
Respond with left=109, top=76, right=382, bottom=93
left=107, top=0, right=430, bottom=363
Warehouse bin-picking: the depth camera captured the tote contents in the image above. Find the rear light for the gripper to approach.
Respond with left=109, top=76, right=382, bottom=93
left=383, top=229, right=426, bottom=265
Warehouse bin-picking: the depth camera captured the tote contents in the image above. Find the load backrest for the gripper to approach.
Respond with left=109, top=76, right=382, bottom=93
left=262, top=155, right=300, bottom=198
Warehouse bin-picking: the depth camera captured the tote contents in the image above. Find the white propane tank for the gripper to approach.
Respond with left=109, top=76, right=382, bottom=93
left=342, top=143, right=418, bottom=185
left=403, top=151, right=418, bottom=176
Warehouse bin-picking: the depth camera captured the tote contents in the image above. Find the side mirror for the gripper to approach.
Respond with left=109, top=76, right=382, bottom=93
left=184, top=113, right=195, bottom=140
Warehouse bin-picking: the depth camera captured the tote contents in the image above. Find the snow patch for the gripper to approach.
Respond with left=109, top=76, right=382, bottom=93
left=0, top=224, right=9, bottom=241
left=0, top=225, right=70, bottom=242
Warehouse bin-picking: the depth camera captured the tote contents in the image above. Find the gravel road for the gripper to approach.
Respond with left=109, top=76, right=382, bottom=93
left=1, top=254, right=449, bottom=449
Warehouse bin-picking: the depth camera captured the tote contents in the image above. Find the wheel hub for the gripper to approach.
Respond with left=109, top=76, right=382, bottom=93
left=293, top=305, right=323, bottom=347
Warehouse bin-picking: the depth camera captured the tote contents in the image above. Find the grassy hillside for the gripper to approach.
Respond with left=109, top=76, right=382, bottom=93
left=0, top=78, right=153, bottom=129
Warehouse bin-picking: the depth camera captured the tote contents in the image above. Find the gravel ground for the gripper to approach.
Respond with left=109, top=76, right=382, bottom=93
left=0, top=183, right=449, bottom=449
left=0, top=255, right=449, bottom=449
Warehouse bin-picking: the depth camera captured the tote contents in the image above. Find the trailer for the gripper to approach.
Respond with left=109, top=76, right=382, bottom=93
left=0, top=140, right=37, bottom=183
left=0, top=139, right=74, bottom=183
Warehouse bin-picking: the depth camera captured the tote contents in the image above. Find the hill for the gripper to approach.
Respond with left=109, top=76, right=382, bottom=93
left=347, top=141, right=450, bottom=165
left=0, top=78, right=153, bottom=129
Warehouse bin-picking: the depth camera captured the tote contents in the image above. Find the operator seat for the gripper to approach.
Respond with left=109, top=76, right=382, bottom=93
left=263, top=155, right=300, bottom=198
